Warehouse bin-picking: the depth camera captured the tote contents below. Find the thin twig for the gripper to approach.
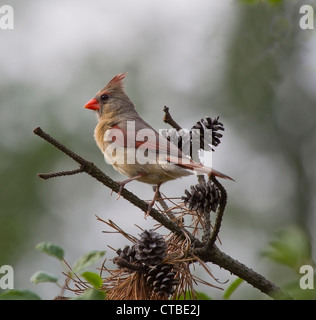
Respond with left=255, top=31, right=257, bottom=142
left=163, top=106, right=183, bottom=131
left=38, top=167, right=85, bottom=180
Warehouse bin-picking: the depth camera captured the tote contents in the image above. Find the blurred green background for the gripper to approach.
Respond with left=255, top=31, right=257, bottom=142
left=0, top=0, right=315, bottom=299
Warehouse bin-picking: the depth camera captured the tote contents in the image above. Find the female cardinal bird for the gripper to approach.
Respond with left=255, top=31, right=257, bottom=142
left=84, top=72, right=233, bottom=216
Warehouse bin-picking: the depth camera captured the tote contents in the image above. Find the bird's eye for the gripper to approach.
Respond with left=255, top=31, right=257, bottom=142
left=100, top=94, right=109, bottom=101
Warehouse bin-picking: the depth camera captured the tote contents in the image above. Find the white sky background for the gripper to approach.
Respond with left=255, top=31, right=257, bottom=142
left=1, top=0, right=232, bottom=87
left=1, top=0, right=316, bottom=299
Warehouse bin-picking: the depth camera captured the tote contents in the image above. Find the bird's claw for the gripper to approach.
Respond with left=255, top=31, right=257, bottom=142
left=110, top=182, right=125, bottom=200
left=144, top=183, right=161, bottom=219
left=145, top=199, right=155, bottom=219
left=116, top=183, right=125, bottom=200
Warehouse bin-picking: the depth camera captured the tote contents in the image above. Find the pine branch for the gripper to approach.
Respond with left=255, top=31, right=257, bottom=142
left=33, top=126, right=292, bottom=300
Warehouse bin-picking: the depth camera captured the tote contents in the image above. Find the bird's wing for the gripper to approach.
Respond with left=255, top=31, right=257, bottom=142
left=107, top=124, right=185, bottom=158
left=105, top=124, right=234, bottom=180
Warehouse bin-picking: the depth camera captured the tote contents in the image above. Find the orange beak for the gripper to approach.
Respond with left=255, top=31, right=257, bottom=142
left=84, top=98, right=100, bottom=111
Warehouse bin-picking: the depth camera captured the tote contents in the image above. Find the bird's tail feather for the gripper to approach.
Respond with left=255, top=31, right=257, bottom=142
left=210, top=168, right=235, bottom=181
left=175, top=160, right=234, bottom=181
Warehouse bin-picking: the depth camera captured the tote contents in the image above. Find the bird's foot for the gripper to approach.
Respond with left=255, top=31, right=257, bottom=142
left=144, top=183, right=161, bottom=219
left=116, top=182, right=125, bottom=200
left=145, top=200, right=155, bottom=219
left=110, top=181, right=126, bottom=199
left=112, top=174, right=145, bottom=200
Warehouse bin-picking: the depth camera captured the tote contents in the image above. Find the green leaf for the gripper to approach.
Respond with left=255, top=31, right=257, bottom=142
left=178, top=290, right=212, bottom=300
left=71, top=288, right=106, bottom=300
left=223, top=278, right=244, bottom=300
left=35, top=242, right=64, bottom=261
left=30, top=271, right=59, bottom=285
left=195, top=291, right=212, bottom=300
left=0, top=289, right=41, bottom=300
left=72, top=250, right=105, bottom=274
left=267, top=0, right=283, bottom=4
left=262, top=226, right=312, bottom=272
left=81, top=271, right=103, bottom=289
left=280, top=278, right=316, bottom=300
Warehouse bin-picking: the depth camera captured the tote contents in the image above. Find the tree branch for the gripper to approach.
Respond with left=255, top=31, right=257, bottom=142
left=33, top=126, right=292, bottom=300
left=194, top=245, right=292, bottom=299
left=208, top=175, right=227, bottom=246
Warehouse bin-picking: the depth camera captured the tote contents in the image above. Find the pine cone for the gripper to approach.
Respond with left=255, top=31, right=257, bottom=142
left=161, top=116, right=224, bottom=156
left=116, top=245, right=138, bottom=264
left=192, top=116, right=224, bottom=151
left=182, top=180, right=220, bottom=213
left=135, top=230, right=167, bottom=266
left=146, top=264, right=179, bottom=296
left=114, top=245, right=144, bottom=272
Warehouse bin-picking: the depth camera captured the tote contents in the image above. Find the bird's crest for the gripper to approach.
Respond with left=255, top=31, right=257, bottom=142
left=105, top=72, right=128, bottom=92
